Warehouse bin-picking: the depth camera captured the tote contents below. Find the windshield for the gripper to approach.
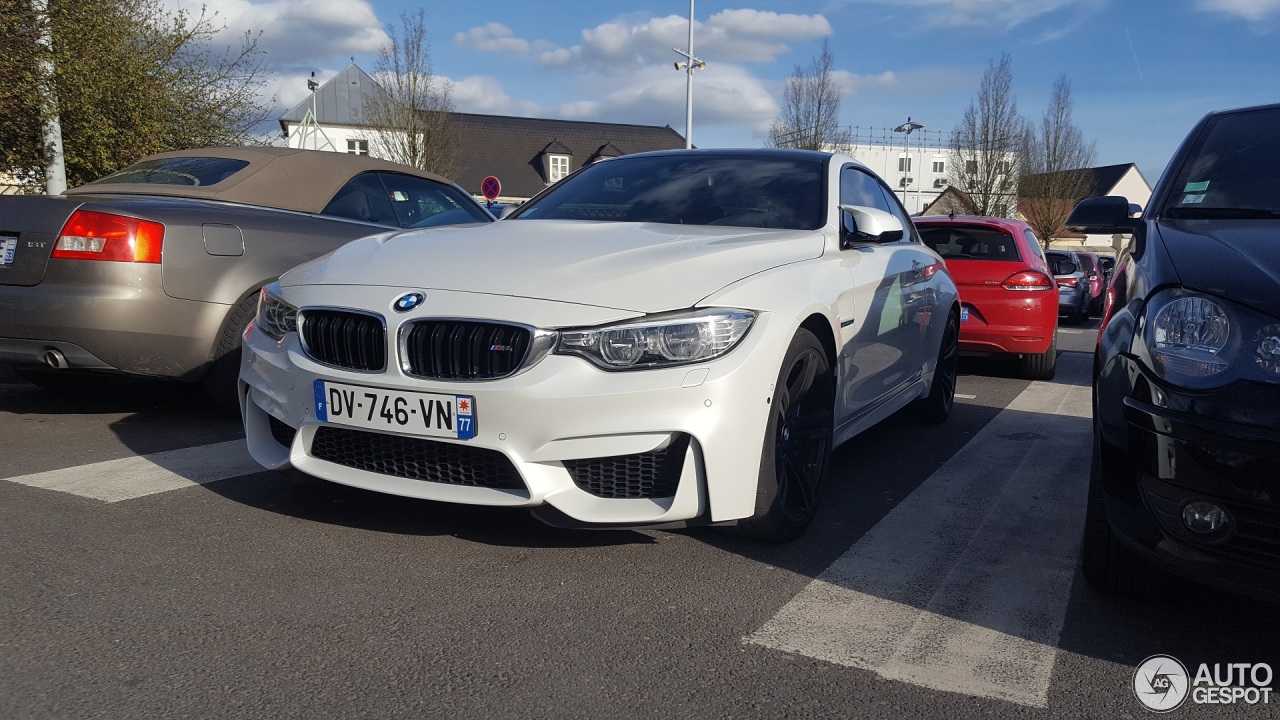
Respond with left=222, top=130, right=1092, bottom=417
left=90, top=157, right=250, bottom=187
left=509, top=154, right=825, bottom=230
left=918, top=225, right=1021, bottom=261
left=1164, top=106, right=1280, bottom=219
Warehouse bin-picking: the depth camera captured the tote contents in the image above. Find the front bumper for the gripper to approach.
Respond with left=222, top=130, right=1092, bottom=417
left=0, top=260, right=229, bottom=378
left=1098, top=365, right=1280, bottom=601
left=240, top=295, right=795, bottom=528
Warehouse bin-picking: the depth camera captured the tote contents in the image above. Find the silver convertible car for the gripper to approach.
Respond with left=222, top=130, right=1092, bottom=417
left=0, top=147, right=493, bottom=409
left=240, top=149, right=960, bottom=540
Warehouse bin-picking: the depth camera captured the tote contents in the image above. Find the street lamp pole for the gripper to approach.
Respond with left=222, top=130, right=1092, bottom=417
left=673, top=0, right=706, bottom=149
left=893, top=117, right=924, bottom=211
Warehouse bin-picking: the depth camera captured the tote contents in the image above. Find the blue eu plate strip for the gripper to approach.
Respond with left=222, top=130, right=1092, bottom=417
left=313, top=380, right=328, bottom=422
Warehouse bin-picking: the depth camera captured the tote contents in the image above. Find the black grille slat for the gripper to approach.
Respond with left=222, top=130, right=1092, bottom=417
left=311, top=426, right=525, bottom=490
left=404, top=320, right=532, bottom=380
left=268, top=415, right=297, bottom=448
left=564, top=434, right=691, bottom=499
left=302, top=310, right=386, bottom=371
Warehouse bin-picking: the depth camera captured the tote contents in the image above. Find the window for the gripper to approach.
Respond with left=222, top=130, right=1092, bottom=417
left=897, top=156, right=912, bottom=173
left=510, top=154, right=825, bottom=230
left=322, top=172, right=492, bottom=228
left=965, top=160, right=979, bottom=174
left=549, top=154, right=570, bottom=183
left=89, top=157, right=249, bottom=187
left=919, top=226, right=1021, bottom=261
left=932, top=160, right=945, bottom=174
left=347, top=140, right=369, bottom=156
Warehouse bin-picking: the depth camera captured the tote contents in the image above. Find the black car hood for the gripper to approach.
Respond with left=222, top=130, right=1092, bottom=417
left=1156, top=219, right=1280, bottom=317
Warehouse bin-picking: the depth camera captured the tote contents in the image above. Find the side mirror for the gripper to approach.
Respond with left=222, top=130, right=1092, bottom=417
left=839, top=205, right=904, bottom=246
left=498, top=205, right=517, bottom=220
left=1066, top=196, right=1139, bottom=234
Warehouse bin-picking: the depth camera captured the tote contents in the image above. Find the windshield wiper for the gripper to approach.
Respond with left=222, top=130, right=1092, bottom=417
left=1166, top=207, right=1280, bottom=220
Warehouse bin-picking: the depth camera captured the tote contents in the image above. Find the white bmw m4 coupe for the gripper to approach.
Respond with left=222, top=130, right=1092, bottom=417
left=240, top=149, right=959, bottom=540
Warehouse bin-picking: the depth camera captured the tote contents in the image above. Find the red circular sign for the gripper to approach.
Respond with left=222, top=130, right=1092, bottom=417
left=481, top=176, right=501, bottom=200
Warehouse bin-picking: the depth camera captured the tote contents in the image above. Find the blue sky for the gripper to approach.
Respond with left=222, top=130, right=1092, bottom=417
left=181, top=0, right=1280, bottom=181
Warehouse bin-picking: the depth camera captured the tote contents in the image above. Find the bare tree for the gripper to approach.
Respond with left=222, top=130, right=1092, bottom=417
left=359, top=9, right=458, bottom=179
left=767, top=40, right=851, bottom=150
left=1018, top=75, right=1097, bottom=245
left=947, top=53, right=1024, bottom=217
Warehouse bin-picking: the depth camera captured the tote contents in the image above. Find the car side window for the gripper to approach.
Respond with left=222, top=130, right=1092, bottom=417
left=1023, top=229, right=1046, bottom=261
left=322, top=173, right=398, bottom=226
left=840, top=165, right=913, bottom=241
left=375, top=172, right=493, bottom=228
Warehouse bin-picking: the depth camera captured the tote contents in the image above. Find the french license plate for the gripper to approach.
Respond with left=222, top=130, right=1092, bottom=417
left=314, top=380, right=475, bottom=440
left=0, top=236, right=15, bottom=267
left=960, top=306, right=970, bottom=322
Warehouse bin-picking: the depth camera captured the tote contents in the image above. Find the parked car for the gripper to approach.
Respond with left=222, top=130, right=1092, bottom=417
left=1074, top=251, right=1105, bottom=317
left=914, top=215, right=1057, bottom=379
left=1097, top=254, right=1116, bottom=284
left=0, top=147, right=494, bottom=409
left=1068, top=102, right=1280, bottom=602
left=1045, top=250, right=1091, bottom=324
left=240, top=149, right=960, bottom=540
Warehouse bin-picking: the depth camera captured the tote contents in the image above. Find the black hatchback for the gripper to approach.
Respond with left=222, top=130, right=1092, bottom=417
left=1067, top=102, right=1280, bottom=602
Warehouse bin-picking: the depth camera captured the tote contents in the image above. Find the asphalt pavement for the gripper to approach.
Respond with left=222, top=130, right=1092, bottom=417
left=2, top=319, right=1277, bottom=719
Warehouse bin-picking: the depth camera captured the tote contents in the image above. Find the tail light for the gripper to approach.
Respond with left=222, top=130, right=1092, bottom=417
left=1002, top=270, right=1053, bottom=291
left=1057, top=276, right=1079, bottom=288
left=52, top=210, right=164, bottom=263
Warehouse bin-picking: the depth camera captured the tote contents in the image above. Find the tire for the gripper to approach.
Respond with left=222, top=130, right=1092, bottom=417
left=1080, top=434, right=1161, bottom=595
left=202, top=292, right=259, bottom=415
left=737, top=328, right=834, bottom=542
left=1020, top=333, right=1057, bottom=381
left=910, top=309, right=959, bottom=425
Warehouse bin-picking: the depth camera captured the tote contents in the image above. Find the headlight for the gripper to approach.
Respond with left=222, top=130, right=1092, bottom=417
left=556, top=309, right=755, bottom=370
left=1148, top=295, right=1231, bottom=383
left=256, top=283, right=297, bottom=341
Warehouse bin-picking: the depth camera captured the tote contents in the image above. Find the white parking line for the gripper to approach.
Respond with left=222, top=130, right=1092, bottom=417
left=747, top=353, right=1092, bottom=708
left=4, top=440, right=262, bottom=503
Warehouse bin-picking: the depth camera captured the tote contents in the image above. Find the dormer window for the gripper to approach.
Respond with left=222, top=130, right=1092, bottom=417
left=548, top=154, right=570, bottom=183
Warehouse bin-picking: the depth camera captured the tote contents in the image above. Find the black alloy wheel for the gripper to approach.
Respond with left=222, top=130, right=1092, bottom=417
left=911, top=309, right=959, bottom=424
left=739, top=329, right=834, bottom=541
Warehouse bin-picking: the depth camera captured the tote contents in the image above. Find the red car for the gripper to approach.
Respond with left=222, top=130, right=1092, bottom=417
left=1074, top=251, right=1106, bottom=316
left=914, top=215, right=1058, bottom=379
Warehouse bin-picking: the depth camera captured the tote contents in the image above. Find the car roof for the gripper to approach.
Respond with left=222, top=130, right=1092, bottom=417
left=64, top=146, right=457, bottom=215
left=913, top=215, right=1031, bottom=233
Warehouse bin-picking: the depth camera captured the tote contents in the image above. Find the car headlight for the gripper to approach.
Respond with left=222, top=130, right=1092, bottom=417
left=1148, top=295, right=1231, bottom=383
left=556, top=309, right=756, bottom=370
left=256, top=283, right=297, bottom=341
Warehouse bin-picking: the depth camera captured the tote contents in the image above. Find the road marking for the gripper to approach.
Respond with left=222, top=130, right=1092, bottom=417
left=955, top=393, right=977, bottom=399
left=747, top=352, right=1092, bottom=708
left=4, top=440, right=261, bottom=503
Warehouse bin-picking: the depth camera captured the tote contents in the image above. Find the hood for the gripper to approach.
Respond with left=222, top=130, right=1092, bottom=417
left=1156, top=219, right=1280, bottom=317
left=282, top=219, right=826, bottom=313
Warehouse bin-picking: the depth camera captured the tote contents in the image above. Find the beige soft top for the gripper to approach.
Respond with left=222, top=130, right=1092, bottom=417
left=64, top=146, right=455, bottom=214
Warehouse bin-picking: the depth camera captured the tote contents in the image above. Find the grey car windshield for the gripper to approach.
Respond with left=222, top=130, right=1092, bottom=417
left=89, top=157, right=250, bottom=187
left=1164, top=106, right=1280, bottom=219
left=509, top=154, right=825, bottom=230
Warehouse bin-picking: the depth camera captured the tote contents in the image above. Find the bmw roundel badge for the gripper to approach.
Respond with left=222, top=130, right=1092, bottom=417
left=393, top=292, right=425, bottom=312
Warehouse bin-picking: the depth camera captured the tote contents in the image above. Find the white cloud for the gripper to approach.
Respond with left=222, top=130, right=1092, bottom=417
left=1197, top=0, right=1280, bottom=20
left=457, top=9, right=831, bottom=70
left=834, top=0, right=1100, bottom=30
left=450, top=75, right=543, bottom=117
left=165, top=0, right=388, bottom=69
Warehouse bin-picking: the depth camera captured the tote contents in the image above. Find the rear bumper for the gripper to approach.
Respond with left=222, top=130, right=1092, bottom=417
left=958, top=292, right=1056, bottom=355
left=1056, top=285, right=1086, bottom=313
left=0, top=260, right=229, bottom=379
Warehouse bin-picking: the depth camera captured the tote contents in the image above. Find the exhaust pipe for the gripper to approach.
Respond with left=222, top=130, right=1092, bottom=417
left=43, top=349, right=70, bottom=370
